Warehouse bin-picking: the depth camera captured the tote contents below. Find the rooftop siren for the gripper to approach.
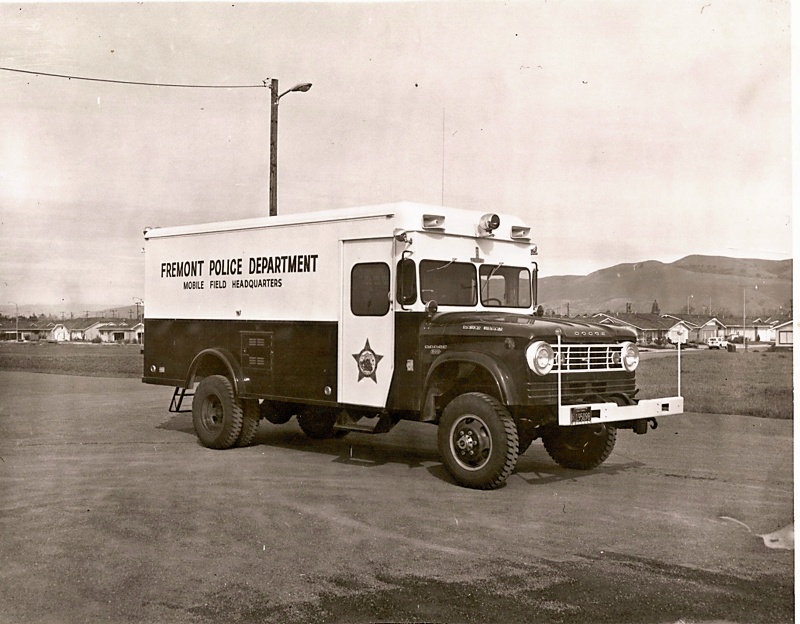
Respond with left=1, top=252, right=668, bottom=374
left=422, top=214, right=446, bottom=230
left=478, top=213, right=500, bottom=236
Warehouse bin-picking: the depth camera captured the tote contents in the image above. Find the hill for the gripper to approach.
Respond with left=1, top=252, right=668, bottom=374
left=539, top=255, right=792, bottom=318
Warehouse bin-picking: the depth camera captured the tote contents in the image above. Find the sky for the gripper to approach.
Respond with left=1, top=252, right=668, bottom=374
left=0, top=0, right=792, bottom=314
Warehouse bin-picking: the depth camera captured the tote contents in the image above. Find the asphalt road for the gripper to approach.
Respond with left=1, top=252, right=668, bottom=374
left=0, top=371, right=793, bottom=624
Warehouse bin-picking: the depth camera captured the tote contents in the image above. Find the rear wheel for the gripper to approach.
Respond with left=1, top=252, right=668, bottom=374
left=438, top=392, right=519, bottom=490
left=260, top=400, right=297, bottom=425
left=541, top=424, right=616, bottom=470
left=236, top=399, right=260, bottom=447
left=192, top=375, right=243, bottom=449
left=297, top=408, right=347, bottom=439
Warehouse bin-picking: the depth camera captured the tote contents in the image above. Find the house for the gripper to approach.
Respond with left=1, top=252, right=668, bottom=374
left=751, top=317, right=781, bottom=343
left=0, top=318, right=21, bottom=340
left=97, top=320, right=144, bottom=344
left=2, top=316, right=145, bottom=343
left=721, top=317, right=775, bottom=343
left=593, top=313, right=692, bottom=345
left=48, top=323, right=69, bottom=342
left=661, top=314, right=728, bottom=344
left=773, top=320, right=793, bottom=349
left=0, top=319, right=51, bottom=341
left=65, top=317, right=114, bottom=342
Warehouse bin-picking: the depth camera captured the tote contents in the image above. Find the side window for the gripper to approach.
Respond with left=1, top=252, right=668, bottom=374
left=396, top=258, right=417, bottom=305
left=351, top=263, right=390, bottom=316
left=479, top=265, right=532, bottom=308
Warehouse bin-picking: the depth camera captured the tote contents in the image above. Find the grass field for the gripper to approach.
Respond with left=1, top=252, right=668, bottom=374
left=637, top=349, right=793, bottom=420
left=0, top=342, right=142, bottom=378
left=0, top=341, right=793, bottom=419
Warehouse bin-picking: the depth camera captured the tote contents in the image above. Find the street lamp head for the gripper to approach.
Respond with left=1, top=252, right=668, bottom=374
left=277, top=82, right=313, bottom=100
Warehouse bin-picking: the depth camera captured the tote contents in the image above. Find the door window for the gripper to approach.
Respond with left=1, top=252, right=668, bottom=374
left=351, top=263, right=390, bottom=316
left=479, top=265, right=532, bottom=308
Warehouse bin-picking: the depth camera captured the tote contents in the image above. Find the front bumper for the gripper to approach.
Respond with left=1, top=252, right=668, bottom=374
left=557, top=396, right=684, bottom=427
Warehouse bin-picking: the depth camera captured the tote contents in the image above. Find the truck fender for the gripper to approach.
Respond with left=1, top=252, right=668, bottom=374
left=187, top=348, right=246, bottom=395
left=422, top=351, right=519, bottom=418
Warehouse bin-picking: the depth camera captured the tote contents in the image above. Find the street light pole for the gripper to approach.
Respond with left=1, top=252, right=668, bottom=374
left=8, top=301, right=18, bottom=341
left=268, top=79, right=312, bottom=217
left=686, top=294, right=693, bottom=315
left=742, top=288, right=746, bottom=351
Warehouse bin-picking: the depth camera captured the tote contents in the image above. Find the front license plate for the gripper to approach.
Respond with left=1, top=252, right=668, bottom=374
left=570, top=406, right=594, bottom=424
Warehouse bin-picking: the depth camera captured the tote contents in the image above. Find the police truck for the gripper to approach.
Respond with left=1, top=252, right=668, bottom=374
left=143, top=202, right=683, bottom=489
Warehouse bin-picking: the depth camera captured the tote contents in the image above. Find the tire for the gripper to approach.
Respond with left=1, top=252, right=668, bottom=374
left=541, top=424, right=616, bottom=470
left=259, top=400, right=296, bottom=425
left=297, top=408, right=347, bottom=439
left=192, top=375, right=244, bottom=449
left=236, top=399, right=260, bottom=447
left=437, top=392, right=519, bottom=490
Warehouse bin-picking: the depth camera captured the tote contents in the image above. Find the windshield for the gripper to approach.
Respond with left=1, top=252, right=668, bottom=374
left=420, top=260, right=477, bottom=306
left=479, top=265, right=532, bottom=308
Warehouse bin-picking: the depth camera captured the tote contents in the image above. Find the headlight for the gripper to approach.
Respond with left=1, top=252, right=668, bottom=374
left=620, top=341, right=639, bottom=372
left=526, top=340, right=555, bottom=375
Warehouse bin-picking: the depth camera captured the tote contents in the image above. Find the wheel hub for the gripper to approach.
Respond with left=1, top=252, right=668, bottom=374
left=451, top=416, right=491, bottom=470
left=201, top=396, right=224, bottom=433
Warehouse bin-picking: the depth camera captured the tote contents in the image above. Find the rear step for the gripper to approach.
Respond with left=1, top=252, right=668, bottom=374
left=169, top=387, right=194, bottom=413
left=333, top=411, right=395, bottom=435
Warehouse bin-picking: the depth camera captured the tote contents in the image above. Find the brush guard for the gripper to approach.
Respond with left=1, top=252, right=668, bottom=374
left=555, top=331, right=685, bottom=427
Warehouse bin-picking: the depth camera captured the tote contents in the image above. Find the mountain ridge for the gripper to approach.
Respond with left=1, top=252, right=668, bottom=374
left=539, top=255, right=792, bottom=317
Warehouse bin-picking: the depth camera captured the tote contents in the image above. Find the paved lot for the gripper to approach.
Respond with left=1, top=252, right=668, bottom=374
left=0, top=371, right=793, bottom=623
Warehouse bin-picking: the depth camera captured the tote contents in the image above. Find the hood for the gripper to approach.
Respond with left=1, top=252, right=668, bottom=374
left=422, top=311, right=637, bottom=343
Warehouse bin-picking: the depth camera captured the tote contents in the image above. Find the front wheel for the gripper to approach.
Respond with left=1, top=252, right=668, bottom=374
left=192, top=375, right=244, bottom=449
left=437, top=392, right=519, bottom=490
left=541, top=424, right=616, bottom=470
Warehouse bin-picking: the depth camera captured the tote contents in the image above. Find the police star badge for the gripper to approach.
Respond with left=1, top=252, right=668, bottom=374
left=352, top=339, right=384, bottom=383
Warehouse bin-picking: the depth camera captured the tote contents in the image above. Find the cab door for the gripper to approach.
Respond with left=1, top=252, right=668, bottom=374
left=339, top=239, right=395, bottom=407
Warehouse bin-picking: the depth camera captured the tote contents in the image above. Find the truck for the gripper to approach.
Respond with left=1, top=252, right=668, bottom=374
left=142, top=202, right=684, bottom=489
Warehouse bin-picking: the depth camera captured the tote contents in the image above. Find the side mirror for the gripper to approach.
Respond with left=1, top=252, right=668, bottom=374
left=425, top=300, right=439, bottom=317
left=534, top=305, right=544, bottom=317
left=396, top=256, right=417, bottom=306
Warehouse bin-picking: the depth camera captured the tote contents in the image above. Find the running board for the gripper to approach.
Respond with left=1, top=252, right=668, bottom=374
left=333, top=411, right=395, bottom=434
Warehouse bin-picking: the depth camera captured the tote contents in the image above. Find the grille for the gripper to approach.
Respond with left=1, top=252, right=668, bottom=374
left=526, top=376, right=635, bottom=403
left=555, top=344, right=626, bottom=373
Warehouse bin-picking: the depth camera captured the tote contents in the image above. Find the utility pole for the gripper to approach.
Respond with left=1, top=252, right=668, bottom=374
left=267, top=79, right=312, bottom=216
left=269, top=78, right=279, bottom=216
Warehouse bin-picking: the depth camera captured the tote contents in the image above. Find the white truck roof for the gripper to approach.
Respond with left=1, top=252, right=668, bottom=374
left=144, top=202, right=532, bottom=242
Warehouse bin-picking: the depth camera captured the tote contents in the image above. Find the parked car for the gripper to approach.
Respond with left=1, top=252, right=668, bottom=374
left=707, top=337, right=728, bottom=350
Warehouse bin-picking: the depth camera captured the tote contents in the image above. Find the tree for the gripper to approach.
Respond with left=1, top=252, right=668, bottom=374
left=651, top=299, right=661, bottom=315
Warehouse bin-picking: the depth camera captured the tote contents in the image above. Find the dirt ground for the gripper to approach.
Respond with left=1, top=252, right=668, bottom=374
left=0, top=371, right=793, bottom=624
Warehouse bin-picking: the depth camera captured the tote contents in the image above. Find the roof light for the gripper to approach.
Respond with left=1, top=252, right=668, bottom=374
left=478, top=213, right=500, bottom=236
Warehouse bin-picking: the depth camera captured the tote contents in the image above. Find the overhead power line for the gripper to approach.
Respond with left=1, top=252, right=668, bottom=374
left=0, top=66, right=268, bottom=89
